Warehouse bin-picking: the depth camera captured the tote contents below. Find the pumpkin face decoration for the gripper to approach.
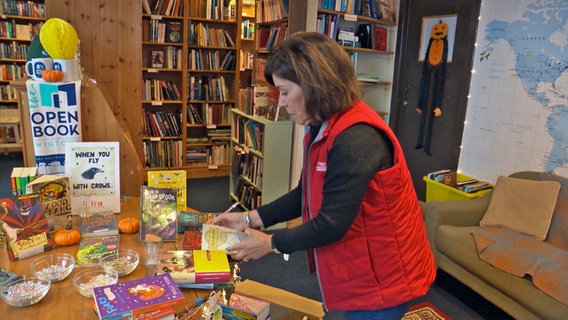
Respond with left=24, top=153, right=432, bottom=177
left=53, top=229, right=81, bottom=246
left=428, top=20, right=449, bottom=66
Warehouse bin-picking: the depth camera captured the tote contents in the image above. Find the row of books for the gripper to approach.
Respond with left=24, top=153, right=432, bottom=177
left=0, top=0, right=46, bottom=18
left=188, top=49, right=236, bottom=71
left=256, top=0, right=289, bottom=23
left=149, top=46, right=182, bottom=69
left=188, top=75, right=231, bottom=102
left=241, top=18, right=255, bottom=39
left=190, top=0, right=236, bottom=20
left=188, top=22, right=236, bottom=47
left=0, top=63, right=25, bottom=81
left=143, top=110, right=182, bottom=138
left=0, top=20, right=39, bottom=40
left=142, top=78, right=181, bottom=101
left=427, top=169, right=493, bottom=194
left=0, top=85, right=17, bottom=100
left=142, top=139, right=183, bottom=168
left=142, top=0, right=183, bottom=17
left=256, top=22, right=288, bottom=50
left=10, top=166, right=37, bottom=196
left=319, top=0, right=394, bottom=22
left=0, top=40, right=28, bottom=60
left=232, top=148, right=263, bottom=189
left=185, top=142, right=230, bottom=165
left=234, top=177, right=262, bottom=210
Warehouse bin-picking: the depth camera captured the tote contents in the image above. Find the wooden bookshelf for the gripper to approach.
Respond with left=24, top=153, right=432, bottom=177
left=0, top=1, right=46, bottom=153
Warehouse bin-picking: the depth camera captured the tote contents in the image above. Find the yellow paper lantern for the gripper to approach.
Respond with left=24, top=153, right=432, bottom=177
left=39, top=18, right=79, bottom=59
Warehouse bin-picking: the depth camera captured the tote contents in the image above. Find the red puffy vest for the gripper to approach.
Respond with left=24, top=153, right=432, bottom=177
left=302, top=101, right=436, bottom=310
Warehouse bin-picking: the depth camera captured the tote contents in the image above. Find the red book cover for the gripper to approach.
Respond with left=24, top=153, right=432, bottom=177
left=372, top=25, right=387, bottom=51
left=0, top=194, right=53, bottom=261
left=182, top=230, right=202, bottom=250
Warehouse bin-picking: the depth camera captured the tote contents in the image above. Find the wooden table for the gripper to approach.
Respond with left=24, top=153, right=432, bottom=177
left=0, top=197, right=208, bottom=319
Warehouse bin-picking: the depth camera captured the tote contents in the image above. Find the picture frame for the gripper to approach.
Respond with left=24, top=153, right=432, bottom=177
left=418, top=14, right=458, bottom=63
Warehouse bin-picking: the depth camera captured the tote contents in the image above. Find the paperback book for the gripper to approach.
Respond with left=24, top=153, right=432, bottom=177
left=26, top=174, right=73, bottom=233
left=76, top=234, right=119, bottom=267
left=140, top=186, right=178, bottom=241
left=0, top=194, right=53, bottom=261
left=201, top=224, right=248, bottom=254
left=178, top=211, right=220, bottom=232
left=156, top=250, right=231, bottom=284
left=93, top=273, right=184, bottom=320
left=79, top=211, right=119, bottom=237
left=147, top=170, right=187, bottom=212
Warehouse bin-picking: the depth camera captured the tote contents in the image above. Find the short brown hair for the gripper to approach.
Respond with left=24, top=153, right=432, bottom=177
left=264, top=32, right=362, bottom=125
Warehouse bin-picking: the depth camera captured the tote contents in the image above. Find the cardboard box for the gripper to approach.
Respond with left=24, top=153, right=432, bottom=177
left=234, top=280, right=324, bottom=320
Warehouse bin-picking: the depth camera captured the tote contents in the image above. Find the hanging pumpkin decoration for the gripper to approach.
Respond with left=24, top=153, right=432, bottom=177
left=53, top=229, right=81, bottom=246
left=428, top=20, right=448, bottom=66
left=42, top=70, right=64, bottom=82
left=118, top=217, right=141, bottom=234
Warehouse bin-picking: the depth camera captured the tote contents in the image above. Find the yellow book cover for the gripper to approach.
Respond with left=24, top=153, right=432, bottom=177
left=147, top=170, right=187, bottom=211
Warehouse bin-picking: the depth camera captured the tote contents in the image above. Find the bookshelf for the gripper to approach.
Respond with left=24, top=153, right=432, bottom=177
left=315, top=3, right=397, bottom=120
left=0, top=0, right=46, bottom=152
left=140, top=0, right=244, bottom=178
left=229, top=109, right=292, bottom=210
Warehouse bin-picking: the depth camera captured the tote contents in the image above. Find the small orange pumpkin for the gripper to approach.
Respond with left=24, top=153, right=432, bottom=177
left=118, top=217, right=140, bottom=234
left=42, top=70, right=64, bottom=82
left=53, top=229, right=81, bottom=246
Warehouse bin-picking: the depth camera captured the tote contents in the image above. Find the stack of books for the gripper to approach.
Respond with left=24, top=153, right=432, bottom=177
left=76, top=211, right=119, bottom=266
left=156, top=249, right=232, bottom=290
left=9, top=166, right=37, bottom=196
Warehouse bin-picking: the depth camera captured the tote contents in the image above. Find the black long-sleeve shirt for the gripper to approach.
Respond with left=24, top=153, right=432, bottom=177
left=257, top=123, right=394, bottom=254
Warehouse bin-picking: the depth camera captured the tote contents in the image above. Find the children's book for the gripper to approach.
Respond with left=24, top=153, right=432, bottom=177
left=76, top=234, right=119, bottom=267
left=0, top=194, right=53, bottom=261
left=182, top=230, right=202, bottom=250
left=178, top=211, right=220, bottom=233
left=219, top=292, right=270, bottom=320
left=156, top=250, right=231, bottom=284
left=201, top=224, right=248, bottom=254
left=65, top=141, right=121, bottom=215
left=147, top=170, right=187, bottom=212
left=26, top=174, right=73, bottom=233
left=93, top=273, right=184, bottom=320
left=140, top=186, right=178, bottom=241
left=79, top=211, right=119, bottom=237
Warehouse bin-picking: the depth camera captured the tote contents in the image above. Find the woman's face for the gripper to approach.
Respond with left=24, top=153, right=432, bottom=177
left=272, top=75, right=310, bottom=125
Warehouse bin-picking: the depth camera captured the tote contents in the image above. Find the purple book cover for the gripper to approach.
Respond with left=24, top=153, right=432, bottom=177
left=93, top=273, right=184, bottom=319
left=139, top=186, right=178, bottom=241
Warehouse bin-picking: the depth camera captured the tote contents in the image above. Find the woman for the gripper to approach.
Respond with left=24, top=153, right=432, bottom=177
left=209, top=32, right=436, bottom=319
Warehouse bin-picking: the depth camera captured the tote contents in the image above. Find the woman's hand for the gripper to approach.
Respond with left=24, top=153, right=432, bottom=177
left=207, top=212, right=247, bottom=231
left=226, top=229, right=273, bottom=262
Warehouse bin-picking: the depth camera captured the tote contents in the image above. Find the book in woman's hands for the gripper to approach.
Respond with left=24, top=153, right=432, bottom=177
left=201, top=224, right=248, bottom=254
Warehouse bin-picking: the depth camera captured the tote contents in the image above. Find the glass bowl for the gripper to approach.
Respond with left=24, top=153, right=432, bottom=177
left=72, top=268, right=118, bottom=298
left=30, top=253, right=75, bottom=282
left=99, top=249, right=140, bottom=277
left=0, top=276, right=50, bottom=307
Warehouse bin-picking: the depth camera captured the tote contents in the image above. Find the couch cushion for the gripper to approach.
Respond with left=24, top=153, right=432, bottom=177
left=537, top=173, right=568, bottom=250
left=480, top=176, right=560, bottom=240
left=436, top=225, right=568, bottom=317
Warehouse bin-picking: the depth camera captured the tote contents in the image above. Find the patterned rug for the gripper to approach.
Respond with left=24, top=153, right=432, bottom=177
left=402, top=302, right=452, bottom=320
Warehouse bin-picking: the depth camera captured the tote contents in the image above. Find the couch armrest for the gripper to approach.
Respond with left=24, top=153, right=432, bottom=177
left=424, top=192, right=492, bottom=261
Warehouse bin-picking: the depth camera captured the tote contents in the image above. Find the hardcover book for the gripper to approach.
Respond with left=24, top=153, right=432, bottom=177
left=156, top=250, right=231, bottom=284
left=93, top=273, right=184, bottom=320
left=151, top=50, right=164, bottom=68
left=182, top=230, right=202, bottom=250
left=147, top=170, right=187, bottom=212
left=201, top=224, right=248, bottom=254
left=79, top=211, right=119, bottom=237
left=26, top=175, right=73, bottom=233
left=0, top=194, right=53, bottom=261
left=140, top=186, right=178, bottom=241
left=65, top=141, right=121, bottom=215
left=220, top=292, right=271, bottom=320
left=76, top=234, right=119, bottom=267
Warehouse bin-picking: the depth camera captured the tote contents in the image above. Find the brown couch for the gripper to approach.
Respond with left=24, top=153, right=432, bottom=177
left=424, top=171, right=568, bottom=320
